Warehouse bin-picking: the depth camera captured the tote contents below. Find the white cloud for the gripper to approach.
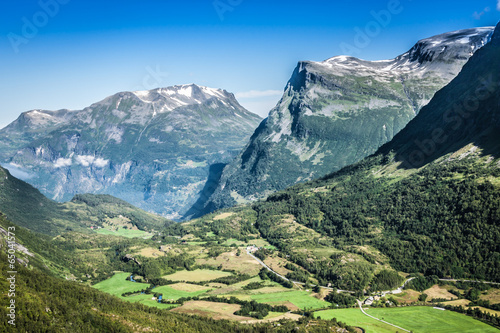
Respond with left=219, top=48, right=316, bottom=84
left=497, top=0, right=500, bottom=11
left=75, top=155, right=109, bottom=168
left=235, top=90, right=283, bottom=99
left=54, top=158, right=72, bottom=168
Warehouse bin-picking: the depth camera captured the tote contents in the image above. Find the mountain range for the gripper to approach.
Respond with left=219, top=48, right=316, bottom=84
left=0, top=84, right=261, bottom=220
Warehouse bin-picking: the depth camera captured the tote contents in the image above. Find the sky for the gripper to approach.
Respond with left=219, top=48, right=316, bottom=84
left=0, top=0, right=499, bottom=128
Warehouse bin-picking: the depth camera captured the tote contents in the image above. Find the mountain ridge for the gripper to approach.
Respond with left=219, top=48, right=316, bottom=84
left=0, top=84, right=262, bottom=220
left=193, top=26, right=494, bottom=218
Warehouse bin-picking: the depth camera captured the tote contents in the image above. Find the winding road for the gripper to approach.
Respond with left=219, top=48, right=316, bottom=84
left=246, top=249, right=354, bottom=293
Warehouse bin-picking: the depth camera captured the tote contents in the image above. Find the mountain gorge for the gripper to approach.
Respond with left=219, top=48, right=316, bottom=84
left=198, top=27, right=495, bottom=216
left=0, top=84, right=262, bottom=220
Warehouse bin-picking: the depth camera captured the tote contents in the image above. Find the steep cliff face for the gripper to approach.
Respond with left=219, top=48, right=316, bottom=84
left=0, top=84, right=262, bottom=220
left=196, top=27, right=494, bottom=216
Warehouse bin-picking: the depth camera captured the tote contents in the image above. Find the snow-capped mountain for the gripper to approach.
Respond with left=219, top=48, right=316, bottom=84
left=195, top=27, right=494, bottom=216
left=0, top=84, right=262, bottom=220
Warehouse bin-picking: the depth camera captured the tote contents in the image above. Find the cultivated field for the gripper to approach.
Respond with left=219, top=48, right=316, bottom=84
left=152, top=284, right=211, bottom=300
left=314, top=308, right=400, bottom=333
left=391, top=289, right=421, bottom=304
left=163, top=269, right=233, bottom=282
left=423, top=285, right=458, bottom=301
left=95, top=227, right=152, bottom=238
left=170, top=300, right=252, bottom=321
left=249, top=290, right=330, bottom=310
left=315, top=306, right=500, bottom=333
left=195, top=249, right=262, bottom=275
left=93, top=272, right=149, bottom=298
left=481, top=288, right=500, bottom=304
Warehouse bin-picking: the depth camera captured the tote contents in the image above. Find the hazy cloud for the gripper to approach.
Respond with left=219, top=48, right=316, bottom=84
left=497, top=0, right=500, bottom=11
left=473, top=7, right=490, bottom=19
left=2, top=163, right=36, bottom=180
left=235, top=90, right=283, bottom=99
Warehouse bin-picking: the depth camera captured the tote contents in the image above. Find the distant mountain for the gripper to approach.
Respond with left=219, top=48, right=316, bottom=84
left=0, top=84, right=262, bottom=220
left=196, top=27, right=494, bottom=217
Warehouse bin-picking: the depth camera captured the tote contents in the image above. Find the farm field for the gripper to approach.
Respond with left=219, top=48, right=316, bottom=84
left=92, top=272, right=149, bottom=298
left=391, top=289, right=421, bottom=304
left=314, top=308, right=400, bottom=333
left=481, top=289, right=500, bottom=304
left=423, top=285, right=458, bottom=301
left=124, top=293, right=179, bottom=309
left=163, top=269, right=233, bottom=282
left=95, top=227, right=152, bottom=238
left=248, top=290, right=330, bottom=310
left=170, top=300, right=253, bottom=321
left=195, top=249, right=262, bottom=275
left=152, top=284, right=211, bottom=300
left=314, top=306, right=500, bottom=333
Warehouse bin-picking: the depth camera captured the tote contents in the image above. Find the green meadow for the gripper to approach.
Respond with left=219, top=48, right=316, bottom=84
left=314, top=306, right=500, bottom=333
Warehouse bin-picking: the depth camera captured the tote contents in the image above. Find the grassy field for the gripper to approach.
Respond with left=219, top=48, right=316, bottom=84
left=95, top=227, right=152, bottom=238
left=423, top=285, right=458, bottom=301
left=163, top=269, right=233, bottom=282
left=151, top=284, right=211, bottom=300
left=481, top=288, right=500, bottom=304
left=195, top=249, right=262, bottom=275
left=249, top=290, right=330, bottom=310
left=314, top=308, right=400, bottom=333
left=314, top=306, right=500, bottom=333
left=124, top=293, right=179, bottom=309
left=391, top=289, right=421, bottom=304
left=170, top=300, right=252, bottom=321
left=93, top=272, right=149, bottom=298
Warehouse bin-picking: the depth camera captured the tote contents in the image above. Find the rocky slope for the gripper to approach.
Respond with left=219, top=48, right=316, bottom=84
left=196, top=27, right=494, bottom=216
left=0, top=84, right=262, bottom=220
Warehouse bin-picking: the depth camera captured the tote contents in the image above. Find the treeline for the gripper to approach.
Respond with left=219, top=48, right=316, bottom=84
left=370, top=270, right=404, bottom=292
left=442, top=305, right=500, bottom=329
left=324, top=292, right=357, bottom=308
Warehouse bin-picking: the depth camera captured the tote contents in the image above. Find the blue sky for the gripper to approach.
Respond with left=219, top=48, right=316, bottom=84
left=0, top=0, right=499, bottom=128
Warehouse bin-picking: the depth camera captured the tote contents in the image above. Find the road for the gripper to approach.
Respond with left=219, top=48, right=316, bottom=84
left=379, top=277, right=416, bottom=297
left=356, top=300, right=411, bottom=332
left=439, top=278, right=500, bottom=285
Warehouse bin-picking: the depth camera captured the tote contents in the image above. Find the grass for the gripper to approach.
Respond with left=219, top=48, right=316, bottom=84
left=123, top=293, right=179, bottom=309
left=423, top=285, right=458, bottom=301
left=480, top=288, right=500, bottom=304
left=151, top=284, right=211, bottom=300
left=163, top=269, right=233, bottom=282
left=213, top=212, right=235, bottom=220
left=391, top=289, right=421, bottom=304
left=315, top=306, right=500, bottom=333
left=95, top=227, right=152, bottom=239
left=169, top=282, right=213, bottom=292
left=195, top=249, right=262, bottom=275
left=249, top=290, right=331, bottom=310
left=93, top=272, right=149, bottom=299
left=314, top=308, right=400, bottom=333
left=170, top=300, right=252, bottom=321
